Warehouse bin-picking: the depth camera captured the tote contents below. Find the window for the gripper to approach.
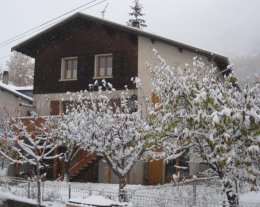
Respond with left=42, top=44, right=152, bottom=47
left=94, top=54, right=113, bottom=78
left=61, top=57, right=78, bottom=80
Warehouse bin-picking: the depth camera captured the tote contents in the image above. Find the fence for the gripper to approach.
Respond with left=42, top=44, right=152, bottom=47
left=0, top=176, right=259, bottom=207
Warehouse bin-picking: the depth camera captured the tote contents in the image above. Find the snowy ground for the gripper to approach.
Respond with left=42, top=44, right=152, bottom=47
left=0, top=190, right=127, bottom=207
left=240, top=191, right=260, bottom=203
left=0, top=191, right=105, bottom=207
left=0, top=190, right=65, bottom=207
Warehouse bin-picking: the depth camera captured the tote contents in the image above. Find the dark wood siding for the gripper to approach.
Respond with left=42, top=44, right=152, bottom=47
left=33, top=18, right=138, bottom=94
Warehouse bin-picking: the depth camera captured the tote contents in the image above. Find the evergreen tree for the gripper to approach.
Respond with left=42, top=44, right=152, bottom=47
left=127, top=0, right=147, bottom=29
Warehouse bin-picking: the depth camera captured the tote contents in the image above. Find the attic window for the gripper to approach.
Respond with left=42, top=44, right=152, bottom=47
left=94, top=54, right=113, bottom=79
left=60, top=57, right=78, bottom=80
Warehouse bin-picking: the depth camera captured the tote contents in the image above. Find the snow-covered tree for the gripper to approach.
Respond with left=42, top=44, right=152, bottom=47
left=148, top=50, right=260, bottom=205
left=61, top=81, right=154, bottom=202
left=55, top=112, right=85, bottom=182
left=6, top=51, right=34, bottom=86
left=0, top=114, right=61, bottom=207
left=127, top=0, right=147, bottom=29
left=0, top=116, right=13, bottom=164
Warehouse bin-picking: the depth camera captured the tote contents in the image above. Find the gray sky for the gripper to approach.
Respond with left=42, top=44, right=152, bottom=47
left=1, top=0, right=260, bottom=83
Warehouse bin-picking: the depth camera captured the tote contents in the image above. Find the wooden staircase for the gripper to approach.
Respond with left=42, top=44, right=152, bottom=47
left=69, top=149, right=99, bottom=182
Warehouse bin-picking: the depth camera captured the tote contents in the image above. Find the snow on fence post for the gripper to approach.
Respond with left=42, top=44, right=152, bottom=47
left=193, top=178, right=197, bottom=204
left=28, top=182, right=31, bottom=198
left=42, top=181, right=45, bottom=202
left=89, top=186, right=92, bottom=196
left=68, top=183, right=71, bottom=200
left=234, top=178, right=239, bottom=205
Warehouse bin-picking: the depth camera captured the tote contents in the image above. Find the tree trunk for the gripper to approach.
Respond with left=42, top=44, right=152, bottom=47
left=119, top=176, right=127, bottom=202
left=216, top=168, right=238, bottom=207
left=36, top=162, right=41, bottom=207
left=64, top=160, right=70, bottom=182
left=225, top=181, right=238, bottom=207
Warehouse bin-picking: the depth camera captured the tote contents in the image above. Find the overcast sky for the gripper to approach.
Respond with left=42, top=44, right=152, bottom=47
left=0, top=0, right=260, bottom=82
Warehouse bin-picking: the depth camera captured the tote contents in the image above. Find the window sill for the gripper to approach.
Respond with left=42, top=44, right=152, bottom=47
left=93, top=76, right=113, bottom=79
left=59, top=78, right=78, bottom=82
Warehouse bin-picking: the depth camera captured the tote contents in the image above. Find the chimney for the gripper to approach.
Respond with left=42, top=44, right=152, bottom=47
left=2, top=71, right=9, bottom=85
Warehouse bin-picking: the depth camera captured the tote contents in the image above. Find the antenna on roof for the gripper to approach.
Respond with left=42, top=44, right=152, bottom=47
left=100, top=2, right=109, bottom=18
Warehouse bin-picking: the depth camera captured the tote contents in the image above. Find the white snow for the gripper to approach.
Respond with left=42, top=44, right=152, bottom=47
left=14, top=85, right=33, bottom=91
left=240, top=191, right=260, bottom=203
left=0, top=190, right=65, bottom=207
left=0, top=168, right=7, bottom=176
left=0, top=190, right=36, bottom=204
left=69, top=195, right=121, bottom=206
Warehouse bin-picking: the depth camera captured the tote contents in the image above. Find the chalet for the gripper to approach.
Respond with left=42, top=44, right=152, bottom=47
left=12, top=13, right=229, bottom=184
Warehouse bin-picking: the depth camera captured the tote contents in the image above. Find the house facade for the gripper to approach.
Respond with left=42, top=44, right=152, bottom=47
left=0, top=71, right=34, bottom=117
left=12, top=13, right=229, bottom=184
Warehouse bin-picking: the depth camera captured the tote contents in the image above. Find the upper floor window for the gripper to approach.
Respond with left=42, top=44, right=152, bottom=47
left=94, top=54, right=113, bottom=79
left=61, top=57, right=78, bottom=80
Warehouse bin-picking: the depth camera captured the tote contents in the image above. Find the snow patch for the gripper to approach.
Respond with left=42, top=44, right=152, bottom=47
left=240, top=191, right=260, bottom=203
left=69, top=195, right=122, bottom=206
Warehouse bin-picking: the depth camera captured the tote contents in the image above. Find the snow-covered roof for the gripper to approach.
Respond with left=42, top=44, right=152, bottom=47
left=14, top=85, right=33, bottom=91
left=0, top=81, right=33, bottom=103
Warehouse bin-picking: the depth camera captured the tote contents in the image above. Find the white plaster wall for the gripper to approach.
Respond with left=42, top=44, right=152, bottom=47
left=98, top=159, right=109, bottom=183
left=138, top=36, right=218, bottom=105
left=129, top=160, right=144, bottom=184
left=34, top=93, right=64, bottom=115
left=0, top=90, right=33, bottom=117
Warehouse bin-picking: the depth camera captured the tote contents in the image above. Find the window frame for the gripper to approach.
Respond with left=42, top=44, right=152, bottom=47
left=60, top=57, right=78, bottom=81
left=94, top=53, right=113, bottom=79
